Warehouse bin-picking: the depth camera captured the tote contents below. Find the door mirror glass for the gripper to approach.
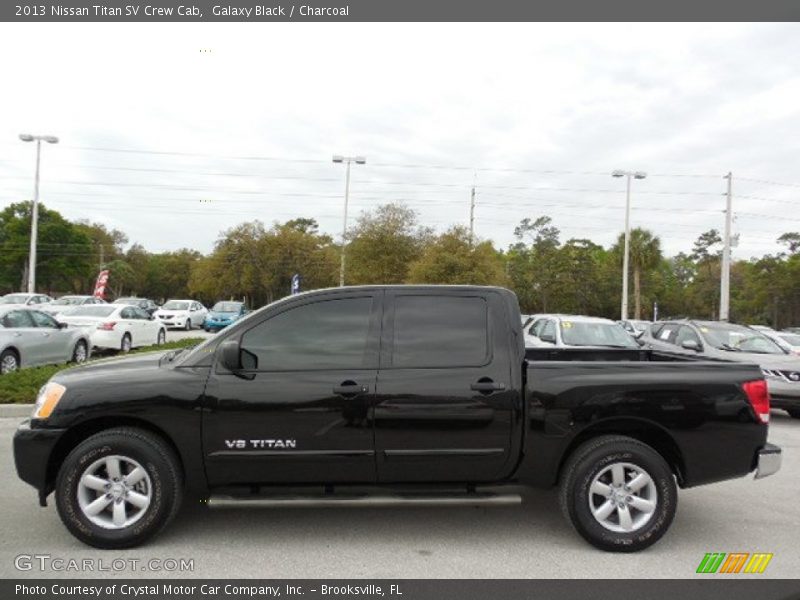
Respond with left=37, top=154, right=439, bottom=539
left=219, top=339, right=243, bottom=371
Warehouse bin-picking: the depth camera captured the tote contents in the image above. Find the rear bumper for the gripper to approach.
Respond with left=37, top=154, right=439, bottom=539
left=754, top=443, right=782, bottom=480
left=14, top=419, right=67, bottom=502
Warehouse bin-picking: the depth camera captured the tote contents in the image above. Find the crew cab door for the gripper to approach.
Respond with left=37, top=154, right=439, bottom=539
left=202, top=291, right=382, bottom=485
left=374, top=290, right=516, bottom=483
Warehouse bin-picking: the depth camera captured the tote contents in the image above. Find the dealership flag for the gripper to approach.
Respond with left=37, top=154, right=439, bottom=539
left=291, top=273, right=301, bottom=295
left=93, top=269, right=110, bottom=299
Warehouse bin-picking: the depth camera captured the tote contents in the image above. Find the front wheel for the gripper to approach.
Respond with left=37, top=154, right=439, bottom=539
left=559, top=435, right=677, bottom=552
left=55, top=427, right=183, bottom=549
left=184, top=319, right=191, bottom=331
left=156, top=329, right=166, bottom=345
left=787, top=408, right=800, bottom=419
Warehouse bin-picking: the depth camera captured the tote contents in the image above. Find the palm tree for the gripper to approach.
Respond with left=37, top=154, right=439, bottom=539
left=627, top=228, right=662, bottom=319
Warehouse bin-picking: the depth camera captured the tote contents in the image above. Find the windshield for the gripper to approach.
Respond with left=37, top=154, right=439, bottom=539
left=560, top=321, right=639, bottom=348
left=52, top=296, right=86, bottom=306
left=697, top=322, right=785, bottom=354
left=113, top=298, right=140, bottom=305
left=777, top=333, right=800, bottom=346
left=212, top=302, right=242, bottom=313
left=162, top=301, right=190, bottom=310
left=67, top=306, right=117, bottom=318
left=0, top=294, right=30, bottom=304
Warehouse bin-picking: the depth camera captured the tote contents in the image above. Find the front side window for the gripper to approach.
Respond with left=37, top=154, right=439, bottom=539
left=540, top=319, right=556, bottom=342
left=391, top=295, right=489, bottom=368
left=675, top=326, right=701, bottom=347
left=30, top=311, right=59, bottom=328
left=240, top=297, right=376, bottom=371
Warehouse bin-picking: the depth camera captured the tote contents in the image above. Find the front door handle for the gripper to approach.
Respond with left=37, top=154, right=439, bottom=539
left=333, top=381, right=369, bottom=397
left=471, top=379, right=506, bottom=394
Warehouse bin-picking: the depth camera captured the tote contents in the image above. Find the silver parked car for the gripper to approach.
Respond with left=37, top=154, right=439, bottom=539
left=0, top=307, right=91, bottom=374
left=643, top=320, right=800, bottom=418
left=0, top=292, right=53, bottom=308
left=525, top=314, right=640, bottom=349
left=43, top=295, right=106, bottom=317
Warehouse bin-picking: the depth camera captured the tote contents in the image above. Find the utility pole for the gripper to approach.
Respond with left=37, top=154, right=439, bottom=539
left=469, top=186, right=476, bottom=246
left=19, top=134, right=59, bottom=293
left=612, top=170, right=647, bottom=320
left=720, top=172, right=733, bottom=321
left=98, top=244, right=104, bottom=268
left=332, top=155, right=366, bottom=287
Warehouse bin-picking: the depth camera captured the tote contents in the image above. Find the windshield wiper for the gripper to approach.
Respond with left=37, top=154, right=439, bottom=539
left=719, top=343, right=741, bottom=352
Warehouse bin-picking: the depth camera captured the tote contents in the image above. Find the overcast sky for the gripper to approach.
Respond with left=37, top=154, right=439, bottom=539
left=1, top=22, right=799, bottom=260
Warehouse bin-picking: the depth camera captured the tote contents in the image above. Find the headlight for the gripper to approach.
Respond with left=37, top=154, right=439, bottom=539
left=32, top=382, right=67, bottom=419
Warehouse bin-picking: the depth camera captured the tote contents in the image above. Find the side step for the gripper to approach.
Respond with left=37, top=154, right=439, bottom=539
left=207, top=492, right=522, bottom=509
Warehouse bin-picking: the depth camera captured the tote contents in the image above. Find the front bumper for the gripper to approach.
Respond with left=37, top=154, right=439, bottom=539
left=13, top=419, right=68, bottom=504
left=754, top=443, right=782, bottom=480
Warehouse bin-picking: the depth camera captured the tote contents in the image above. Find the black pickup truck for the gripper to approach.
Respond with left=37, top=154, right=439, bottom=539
left=14, top=285, right=781, bottom=552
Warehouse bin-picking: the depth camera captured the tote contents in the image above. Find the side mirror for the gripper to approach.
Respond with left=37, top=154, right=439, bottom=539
left=681, top=340, right=701, bottom=351
left=634, top=330, right=645, bottom=339
left=58, top=322, right=68, bottom=329
left=219, top=339, right=242, bottom=371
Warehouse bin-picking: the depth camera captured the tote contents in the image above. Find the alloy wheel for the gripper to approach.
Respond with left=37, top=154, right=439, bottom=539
left=77, top=455, right=152, bottom=530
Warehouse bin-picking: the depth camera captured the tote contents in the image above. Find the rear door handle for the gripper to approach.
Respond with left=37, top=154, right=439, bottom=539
left=471, top=380, right=506, bottom=393
left=333, top=381, right=369, bottom=396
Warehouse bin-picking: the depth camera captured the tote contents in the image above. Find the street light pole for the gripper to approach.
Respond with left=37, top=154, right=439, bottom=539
left=720, top=172, right=733, bottom=321
left=612, top=169, right=647, bottom=321
left=19, top=133, right=59, bottom=293
left=332, top=154, right=366, bottom=287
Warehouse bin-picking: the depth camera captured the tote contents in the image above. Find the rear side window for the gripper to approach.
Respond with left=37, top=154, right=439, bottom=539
left=391, top=295, right=489, bottom=368
left=240, top=296, right=376, bottom=371
left=1, top=311, right=34, bottom=328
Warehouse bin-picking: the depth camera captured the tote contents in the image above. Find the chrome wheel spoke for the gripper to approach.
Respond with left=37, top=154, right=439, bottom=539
left=84, top=495, right=113, bottom=516
left=628, top=496, right=656, bottom=514
left=81, top=474, right=108, bottom=491
left=105, top=456, right=122, bottom=480
left=628, top=472, right=649, bottom=492
left=125, top=466, right=146, bottom=486
left=611, top=464, right=625, bottom=487
left=112, top=500, right=127, bottom=527
left=593, top=499, right=616, bottom=521
left=590, top=480, right=611, bottom=496
left=617, top=505, right=633, bottom=531
left=127, top=491, right=150, bottom=509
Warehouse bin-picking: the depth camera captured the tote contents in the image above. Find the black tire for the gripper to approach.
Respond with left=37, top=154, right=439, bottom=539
left=55, top=427, right=183, bottom=549
left=156, top=329, right=166, bottom=345
left=120, top=333, right=132, bottom=353
left=184, top=319, right=191, bottom=331
left=559, top=435, right=677, bottom=552
left=0, top=348, right=20, bottom=375
left=71, top=340, right=88, bottom=364
left=787, top=409, right=800, bottom=419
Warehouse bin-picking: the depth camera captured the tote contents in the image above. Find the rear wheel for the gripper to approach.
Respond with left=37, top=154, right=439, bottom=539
left=55, top=427, right=183, bottom=549
left=120, top=333, right=132, bottom=353
left=559, top=435, right=677, bottom=552
left=787, top=409, right=800, bottom=419
left=0, top=349, right=19, bottom=374
left=156, top=329, right=166, bottom=345
left=71, top=340, right=88, bottom=364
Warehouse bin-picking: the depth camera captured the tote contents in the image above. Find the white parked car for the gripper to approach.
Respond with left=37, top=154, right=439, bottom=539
left=154, top=299, right=208, bottom=330
left=0, top=307, right=90, bottom=374
left=526, top=314, right=640, bottom=349
left=0, top=293, right=53, bottom=308
left=58, top=305, right=166, bottom=353
left=43, top=295, right=105, bottom=317
left=761, top=330, right=800, bottom=356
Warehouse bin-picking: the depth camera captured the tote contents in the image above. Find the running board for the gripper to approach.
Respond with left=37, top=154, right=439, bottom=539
left=207, top=492, right=522, bottom=509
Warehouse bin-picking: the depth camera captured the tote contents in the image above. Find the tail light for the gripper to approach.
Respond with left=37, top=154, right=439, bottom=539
left=97, top=321, right=116, bottom=331
left=742, top=379, right=770, bottom=424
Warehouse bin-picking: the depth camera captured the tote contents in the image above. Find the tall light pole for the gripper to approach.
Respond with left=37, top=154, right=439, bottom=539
left=612, top=169, right=647, bottom=320
left=332, top=154, right=366, bottom=287
left=719, top=172, right=733, bottom=321
left=19, top=134, right=59, bottom=293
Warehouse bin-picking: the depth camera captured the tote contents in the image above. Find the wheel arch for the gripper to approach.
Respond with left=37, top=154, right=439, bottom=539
left=1, top=345, right=21, bottom=367
left=557, top=417, right=686, bottom=487
left=45, top=416, right=185, bottom=497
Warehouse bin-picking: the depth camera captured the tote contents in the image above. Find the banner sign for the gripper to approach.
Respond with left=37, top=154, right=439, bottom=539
left=92, top=269, right=110, bottom=299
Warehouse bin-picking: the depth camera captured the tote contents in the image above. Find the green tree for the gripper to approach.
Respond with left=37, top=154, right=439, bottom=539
left=345, top=203, right=432, bottom=285
left=613, top=228, right=662, bottom=319
left=407, top=226, right=508, bottom=286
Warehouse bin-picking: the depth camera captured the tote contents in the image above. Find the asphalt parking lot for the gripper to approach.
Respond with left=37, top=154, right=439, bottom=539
left=0, top=412, right=797, bottom=579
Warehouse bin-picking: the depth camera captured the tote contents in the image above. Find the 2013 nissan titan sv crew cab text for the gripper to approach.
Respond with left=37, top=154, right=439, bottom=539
left=13, top=286, right=782, bottom=552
